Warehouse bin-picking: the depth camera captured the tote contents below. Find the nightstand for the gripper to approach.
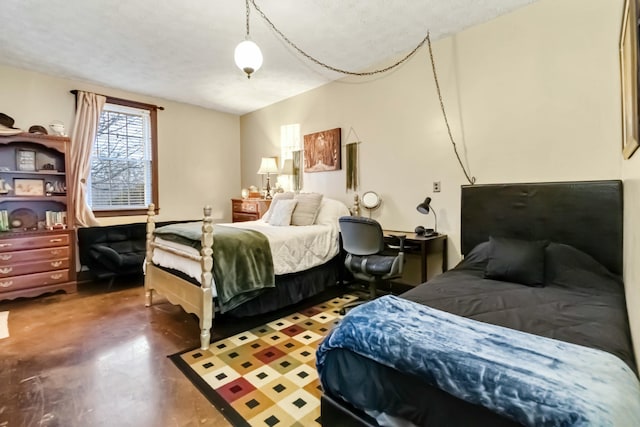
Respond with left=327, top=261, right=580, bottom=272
left=231, top=198, right=271, bottom=222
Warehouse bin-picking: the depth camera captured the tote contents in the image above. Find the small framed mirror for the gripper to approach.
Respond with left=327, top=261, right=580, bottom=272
left=361, top=191, right=381, bottom=211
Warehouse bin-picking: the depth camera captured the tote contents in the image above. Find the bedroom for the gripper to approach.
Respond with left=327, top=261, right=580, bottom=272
left=1, top=0, right=639, bottom=425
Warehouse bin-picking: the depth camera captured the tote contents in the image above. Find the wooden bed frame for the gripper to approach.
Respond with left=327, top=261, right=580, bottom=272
left=144, top=202, right=343, bottom=351
left=144, top=203, right=215, bottom=350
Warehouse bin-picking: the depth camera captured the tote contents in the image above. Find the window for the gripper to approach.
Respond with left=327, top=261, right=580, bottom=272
left=89, top=98, right=158, bottom=216
left=279, top=124, right=301, bottom=191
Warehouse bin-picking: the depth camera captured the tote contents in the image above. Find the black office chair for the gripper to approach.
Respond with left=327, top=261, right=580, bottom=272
left=338, top=216, right=405, bottom=314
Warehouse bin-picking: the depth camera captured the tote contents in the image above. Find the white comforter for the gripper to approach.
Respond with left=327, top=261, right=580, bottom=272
left=151, top=219, right=341, bottom=284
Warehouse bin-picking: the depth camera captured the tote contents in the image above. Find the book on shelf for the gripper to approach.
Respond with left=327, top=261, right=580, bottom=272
left=0, top=210, right=8, bottom=231
left=45, top=210, right=67, bottom=229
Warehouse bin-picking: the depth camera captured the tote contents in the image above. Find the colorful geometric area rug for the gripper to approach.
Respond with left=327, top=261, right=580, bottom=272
left=169, top=293, right=359, bottom=427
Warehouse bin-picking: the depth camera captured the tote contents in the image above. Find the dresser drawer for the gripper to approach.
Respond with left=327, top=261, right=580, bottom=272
left=232, top=200, right=258, bottom=213
left=233, top=212, right=258, bottom=222
left=0, top=246, right=70, bottom=265
left=0, top=269, right=70, bottom=293
left=0, top=259, right=69, bottom=278
left=0, top=234, right=69, bottom=252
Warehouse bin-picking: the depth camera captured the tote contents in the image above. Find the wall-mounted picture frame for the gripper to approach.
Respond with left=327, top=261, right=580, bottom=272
left=303, top=128, right=341, bottom=172
left=14, top=178, right=44, bottom=196
left=16, top=149, right=36, bottom=171
left=620, top=0, right=640, bottom=159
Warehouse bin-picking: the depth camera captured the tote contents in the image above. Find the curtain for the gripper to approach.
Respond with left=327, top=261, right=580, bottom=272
left=70, top=91, right=106, bottom=227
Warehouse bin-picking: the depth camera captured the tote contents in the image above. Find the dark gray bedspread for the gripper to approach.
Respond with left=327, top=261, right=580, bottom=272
left=400, top=242, right=635, bottom=372
left=320, top=241, right=636, bottom=426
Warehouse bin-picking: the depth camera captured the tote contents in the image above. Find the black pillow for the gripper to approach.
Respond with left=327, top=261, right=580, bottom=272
left=484, top=236, right=548, bottom=286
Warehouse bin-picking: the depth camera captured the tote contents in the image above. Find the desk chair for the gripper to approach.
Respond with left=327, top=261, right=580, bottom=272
left=339, top=216, right=405, bottom=314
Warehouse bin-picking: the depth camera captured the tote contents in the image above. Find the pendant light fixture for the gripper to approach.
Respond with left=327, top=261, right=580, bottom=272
left=234, top=0, right=263, bottom=79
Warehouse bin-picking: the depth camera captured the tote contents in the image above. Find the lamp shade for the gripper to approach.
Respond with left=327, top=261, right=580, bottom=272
left=234, top=39, right=263, bottom=78
left=257, top=157, right=278, bottom=175
left=417, top=197, right=432, bottom=214
left=281, top=158, right=294, bottom=175
left=416, top=196, right=437, bottom=233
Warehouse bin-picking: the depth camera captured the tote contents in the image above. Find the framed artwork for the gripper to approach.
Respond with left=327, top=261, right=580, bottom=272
left=16, top=149, right=36, bottom=171
left=14, top=179, right=45, bottom=196
left=620, top=0, right=640, bottom=159
left=303, top=128, right=341, bottom=172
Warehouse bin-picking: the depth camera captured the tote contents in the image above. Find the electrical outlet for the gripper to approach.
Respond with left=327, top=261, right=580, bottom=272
left=433, top=181, right=441, bottom=192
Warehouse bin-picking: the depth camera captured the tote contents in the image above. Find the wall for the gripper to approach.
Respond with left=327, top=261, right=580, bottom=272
left=241, top=0, right=640, bottom=357
left=0, top=65, right=240, bottom=224
left=241, top=0, right=621, bottom=261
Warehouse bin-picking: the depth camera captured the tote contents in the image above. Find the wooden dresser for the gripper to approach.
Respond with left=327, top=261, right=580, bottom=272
left=231, top=198, right=271, bottom=222
left=0, top=133, right=76, bottom=301
left=0, top=230, right=75, bottom=300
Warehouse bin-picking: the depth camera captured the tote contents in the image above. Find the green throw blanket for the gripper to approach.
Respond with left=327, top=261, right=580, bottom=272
left=153, top=222, right=275, bottom=313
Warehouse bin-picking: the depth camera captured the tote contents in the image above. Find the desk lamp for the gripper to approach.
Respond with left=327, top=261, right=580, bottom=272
left=416, top=196, right=437, bottom=236
left=257, top=157, right=278, bottom=199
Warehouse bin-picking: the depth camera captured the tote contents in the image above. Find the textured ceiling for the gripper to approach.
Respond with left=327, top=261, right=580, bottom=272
left=0, top=0, right=537, bottom=115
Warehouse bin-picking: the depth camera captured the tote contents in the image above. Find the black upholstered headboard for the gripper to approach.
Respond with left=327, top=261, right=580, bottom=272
left=461, top=180, right=623, bottom=275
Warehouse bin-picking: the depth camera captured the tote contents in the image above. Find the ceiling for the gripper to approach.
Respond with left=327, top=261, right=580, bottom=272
left=0, top=0, right=537, bottom=115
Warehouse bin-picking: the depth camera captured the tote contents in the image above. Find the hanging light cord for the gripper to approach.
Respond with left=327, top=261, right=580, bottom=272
left=247, top=1, right=476, bottom=184
left=244, top=0, right=251, bottom=37
left=426, top=33, right=476, bottom=185
left=249, top=0, right=428, bottom=76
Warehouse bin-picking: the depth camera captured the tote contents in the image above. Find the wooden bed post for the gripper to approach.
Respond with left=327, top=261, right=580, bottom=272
left=200, top=205, right=215, bottom=350
left=145, top=203, right=156, bottom=307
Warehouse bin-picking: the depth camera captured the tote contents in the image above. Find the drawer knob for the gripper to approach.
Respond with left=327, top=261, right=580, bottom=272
left=0, top=254, right=12, bottom=261
left=49, top=238, right=63, bottom=243
left=0, top=243, right=12, bottom=248
left=50, top=274, right=63, bottom=280
left=0, top=281, right=12, bottom=288
left=50, top=250, right=61, bottom=256
left=0, top=267, right=12, bottom=274
left=51, top=261, right=62, bottom=267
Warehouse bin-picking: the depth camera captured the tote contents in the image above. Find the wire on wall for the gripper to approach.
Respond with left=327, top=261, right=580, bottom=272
left=247, top=0, right=476, bottom=184
left=426, top=33, right=476, bottom=185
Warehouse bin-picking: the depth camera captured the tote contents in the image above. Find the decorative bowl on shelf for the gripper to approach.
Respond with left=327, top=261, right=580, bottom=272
left=9, top=208, right=38, bottom=230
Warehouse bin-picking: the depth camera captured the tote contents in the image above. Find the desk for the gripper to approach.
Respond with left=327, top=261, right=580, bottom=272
left=383, top=230, right=448, bottom=285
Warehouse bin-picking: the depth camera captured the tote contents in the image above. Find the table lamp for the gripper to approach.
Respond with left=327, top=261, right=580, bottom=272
left=257, top=157, right=278, bottom=199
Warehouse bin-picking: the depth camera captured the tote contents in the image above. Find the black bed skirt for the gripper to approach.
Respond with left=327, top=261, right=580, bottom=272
left=155, top=255, right=341, bottom=318
left=228, top=255, right=341, bottom=317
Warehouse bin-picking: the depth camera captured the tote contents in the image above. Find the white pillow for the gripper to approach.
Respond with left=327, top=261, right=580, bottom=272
left=291, top=193, right=323, bottom=226
left=268, top=199, right=297, bottom=226
left=315, top=198, right=351, bottom=225
left=263, top=192, right=294, bottom=222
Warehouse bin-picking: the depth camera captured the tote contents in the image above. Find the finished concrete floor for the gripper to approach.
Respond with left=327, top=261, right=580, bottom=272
left=0, top=279, right=231, bottom=427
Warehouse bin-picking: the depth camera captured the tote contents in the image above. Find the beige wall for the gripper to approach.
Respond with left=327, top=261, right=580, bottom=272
left=0, top=64, right=240, bottom=224
left=241, top=0, right=640, bottom=357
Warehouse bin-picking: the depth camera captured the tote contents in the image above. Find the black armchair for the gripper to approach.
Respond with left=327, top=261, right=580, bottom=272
left=338, top=216, right=405, bottom=314
left=77, top=223, right=148, bottom=285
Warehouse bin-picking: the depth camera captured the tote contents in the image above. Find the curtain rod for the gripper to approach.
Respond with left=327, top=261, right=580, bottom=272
left=70, top=90, right=165, bottom=111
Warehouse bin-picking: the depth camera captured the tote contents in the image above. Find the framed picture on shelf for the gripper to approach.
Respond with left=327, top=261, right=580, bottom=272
left=14, top=178, right=45, bottom=196
left=16, top=149, right=36, bottom=171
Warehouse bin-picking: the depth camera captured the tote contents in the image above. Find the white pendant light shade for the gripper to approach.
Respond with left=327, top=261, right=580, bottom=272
left=234, top=39, right=263, bottom=78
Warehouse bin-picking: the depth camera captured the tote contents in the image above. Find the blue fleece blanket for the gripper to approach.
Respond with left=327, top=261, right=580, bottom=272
left=316, top=295, right=640, bottom=426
